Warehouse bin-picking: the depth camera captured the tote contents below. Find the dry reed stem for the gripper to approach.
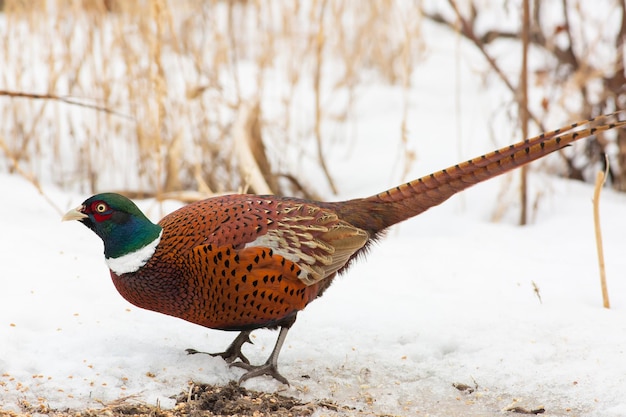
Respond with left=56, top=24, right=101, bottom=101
left=519, top=0, right=530, bottom=226
left=397, top=6, right=418, bottom=182
left=234, top=100, right=273, bottom=195
left=592, top=161, right=610, bottom=309
left=312, top=0, right=337, bottom=195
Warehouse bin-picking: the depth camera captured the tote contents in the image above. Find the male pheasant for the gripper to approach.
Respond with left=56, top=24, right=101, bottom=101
left=63, top=114, right=625, bottom=384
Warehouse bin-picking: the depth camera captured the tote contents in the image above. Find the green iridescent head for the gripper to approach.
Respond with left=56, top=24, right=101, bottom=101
left=63, top=193, right=162, bottom=259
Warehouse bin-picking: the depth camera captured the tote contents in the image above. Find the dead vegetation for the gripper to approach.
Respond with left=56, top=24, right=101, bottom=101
left=423, top=0, right=626, bottom=190
left=0, top=0, right=425, bottom=203
left=1, top=379, right=577, bottom=417
left=1, top=1, right=623, bottom=209
left=3, top=381, right=360, bottom=417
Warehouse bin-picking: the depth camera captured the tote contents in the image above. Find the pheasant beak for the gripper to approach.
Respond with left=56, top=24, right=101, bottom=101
left=62, top=205, right=88, bottom=222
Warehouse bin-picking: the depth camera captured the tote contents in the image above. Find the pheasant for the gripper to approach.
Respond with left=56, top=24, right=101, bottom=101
left=63, top=113, right=625, bottom=384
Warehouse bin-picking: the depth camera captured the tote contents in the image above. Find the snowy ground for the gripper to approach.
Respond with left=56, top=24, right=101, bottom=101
left=3, top=156, right=626, bottom=416
left=2, top=19, right=626, bottom=417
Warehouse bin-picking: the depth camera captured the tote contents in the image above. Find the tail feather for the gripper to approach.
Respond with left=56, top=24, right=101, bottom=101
left=336, top=112, right=626, bottom=234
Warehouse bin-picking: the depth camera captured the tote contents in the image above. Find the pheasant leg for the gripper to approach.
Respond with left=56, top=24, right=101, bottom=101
left=231, top=326, right=290, bottom=385
left=186, top=330, right=253, bottom=364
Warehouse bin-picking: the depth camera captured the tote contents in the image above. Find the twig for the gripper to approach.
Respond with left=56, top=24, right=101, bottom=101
left=592, top=157, right=610, bottom=309
left=187, top=382, right=194, bottom=403
left=531, top=280, right=542, bottom=304
left=505, top=405, right=546, bottom=414
left=227, top=0, right=241, bottom=104
left=0, top=89, right=132, bottom=119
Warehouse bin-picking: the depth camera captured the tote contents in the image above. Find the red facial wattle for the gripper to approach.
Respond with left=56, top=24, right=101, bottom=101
left=89, top=201, right=113, bottom=222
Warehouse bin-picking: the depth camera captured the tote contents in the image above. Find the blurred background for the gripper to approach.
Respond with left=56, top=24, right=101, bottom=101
left=0, top=0, right=624, bottom=219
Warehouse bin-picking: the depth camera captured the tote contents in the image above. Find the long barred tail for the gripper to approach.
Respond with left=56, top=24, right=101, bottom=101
left=338, top=112, right=626, bottom=234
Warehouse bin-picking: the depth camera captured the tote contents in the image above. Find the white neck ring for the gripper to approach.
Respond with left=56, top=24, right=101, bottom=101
left=105, top=230, right=162, bottom=275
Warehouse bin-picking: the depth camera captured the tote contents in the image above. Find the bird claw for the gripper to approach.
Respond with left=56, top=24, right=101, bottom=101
left=187, top=328, right=291, bottom=385
left=231, top=361, right=290, bottom=385
left=210, top=347, right=251, bottom=365
left=185, top=332, right=253, bottom=364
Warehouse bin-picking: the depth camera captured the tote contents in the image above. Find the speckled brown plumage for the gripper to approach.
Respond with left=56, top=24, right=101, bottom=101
left=64, top=113, right=626, bottom=384
left=110, top=197, right=366, bottom=331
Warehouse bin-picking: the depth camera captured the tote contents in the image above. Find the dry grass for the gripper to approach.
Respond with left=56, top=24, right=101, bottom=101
left=0, top=380, right=399, bottom=417
left=0, top=0, right=425, bottom=200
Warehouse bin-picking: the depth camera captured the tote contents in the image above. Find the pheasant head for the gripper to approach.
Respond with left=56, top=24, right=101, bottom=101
left=62, top=193, right=163, bottom=274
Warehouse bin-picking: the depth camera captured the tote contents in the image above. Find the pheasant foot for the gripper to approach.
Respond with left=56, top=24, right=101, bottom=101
left=186, top=330, right=253, bottom=364
left=231, top=361, right=289, bottom=385
left=231, top=325, right=291, bottom=385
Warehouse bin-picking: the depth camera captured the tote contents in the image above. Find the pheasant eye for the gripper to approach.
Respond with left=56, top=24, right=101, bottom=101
left=94, top=202, right=108, bottom=213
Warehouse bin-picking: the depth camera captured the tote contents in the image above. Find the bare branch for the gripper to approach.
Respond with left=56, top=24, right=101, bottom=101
left=0, top=90, right=132, bottom=119
left=439, top=0, right=546, bottom=131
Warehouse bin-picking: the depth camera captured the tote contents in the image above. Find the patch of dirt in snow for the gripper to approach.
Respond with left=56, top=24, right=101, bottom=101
left=0, top=380, right=558, bottom=417
left=1, top=381, right=352, bottom=417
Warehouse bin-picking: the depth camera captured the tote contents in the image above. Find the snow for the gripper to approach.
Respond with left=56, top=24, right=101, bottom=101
left=3, top=161, right=626, bottom=416
left=2, top=17, right=626, bottom=417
